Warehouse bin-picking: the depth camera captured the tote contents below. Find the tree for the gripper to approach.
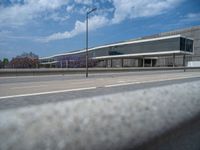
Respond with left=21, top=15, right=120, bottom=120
left=2, top=58, right=9, bottom=68
left=0, top=60, right=3, bottom=68
left=10, top=52, right=39, bottom=68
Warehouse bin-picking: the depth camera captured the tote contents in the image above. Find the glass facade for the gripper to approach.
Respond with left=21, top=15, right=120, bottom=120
left=91, top=37, right=193, bottom=58
left=180, top=37, right=193, bottom=52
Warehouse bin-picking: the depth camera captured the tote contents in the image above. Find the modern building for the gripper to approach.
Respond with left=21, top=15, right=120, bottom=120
left=40, top=26, right=200, bottom=68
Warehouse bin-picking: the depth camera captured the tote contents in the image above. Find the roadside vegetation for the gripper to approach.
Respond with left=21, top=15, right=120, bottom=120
left=0, top=52, right=39, bottom=69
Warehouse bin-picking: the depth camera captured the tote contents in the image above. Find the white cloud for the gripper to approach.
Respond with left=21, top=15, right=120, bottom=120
left=0, top=0, right=69, bottom=26
left=72, top=6, right=88, bottom=15
left=44, top=13, right=69, bottom=22
left=0, top=0, right=184, bottom=28
left=74, top=0, right=93, bottom=5
left=66, top=5, right=75, bottom=13
left=39, top=15, right=109, bottom=42
left=111, top=0, right=184, bottom=24
left=40, top=0, right=184, bottom=42
left=0, top=30, right=38, bottom=42
left=182, top=12, right=200, bottom=22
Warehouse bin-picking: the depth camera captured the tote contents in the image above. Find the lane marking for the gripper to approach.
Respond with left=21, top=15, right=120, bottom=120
left=117, top=80, right=126, bottom=83
left=105, top=82, right=139, bottom=87
left=0, top=74, right=199, bottom=100
left=0, top=87, right=97, bottom=100
left=104, top=75, right=200, bottom=88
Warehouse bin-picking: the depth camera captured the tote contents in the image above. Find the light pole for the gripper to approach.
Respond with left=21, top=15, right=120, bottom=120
left=86, top=8, right=97, bottom=78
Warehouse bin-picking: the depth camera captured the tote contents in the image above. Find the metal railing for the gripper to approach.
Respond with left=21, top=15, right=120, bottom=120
left=0, top=67, right=200, bottom=76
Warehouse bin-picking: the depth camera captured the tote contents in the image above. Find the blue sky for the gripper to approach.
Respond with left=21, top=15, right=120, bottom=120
left=0, top=0, right=200, bottom=60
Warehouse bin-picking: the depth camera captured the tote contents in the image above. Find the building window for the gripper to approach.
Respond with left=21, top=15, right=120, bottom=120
left=109, top=51, right=123, bottom=55
left=180, top=37, right=193, bottom=52
left=180, top=37, right=186, bottom=51
left=186, top=39, right=193, bottom=52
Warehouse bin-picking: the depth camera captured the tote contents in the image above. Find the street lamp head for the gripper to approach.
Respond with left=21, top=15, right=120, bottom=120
left=87, top=7, right=97, bottom=15
left=91, top=7, right=97, bottom=12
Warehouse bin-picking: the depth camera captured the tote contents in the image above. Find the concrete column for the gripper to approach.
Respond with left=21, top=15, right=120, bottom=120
left=136, top=59, right=139, bottom=67
left=183, top=55, right=186, bottom=72
left=60, top=61, right=62, bottom=68
left=121, top=59, right=124, bottom=68
left=173, top=54, right=175, bottom=67
left=111, top=59, right=113, bottom=68
left=105, top=60, right=107, bottom=68
left=150, top=59, right=153, bottom=67
left=143, top=57, right=145, bottom=67
left=106, top=60, right=109, bottom=68
left=66, top=60, right=68, bottom=68
left=183, top=55, right=186, bottom=66
left=164, top=57, right=166, bottom=67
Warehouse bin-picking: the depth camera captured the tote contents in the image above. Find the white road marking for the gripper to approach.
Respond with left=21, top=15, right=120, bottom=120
left=0, top=74, right=199, bottom=100
left=105, top=82, right=137, bottom=87
left=0, top=87, right=97, bottom=100
left=117, top=80, right=126, bottom=83
left=104, top=75, right=200, bottom=88
left=11, top=85, right=48, bottom=89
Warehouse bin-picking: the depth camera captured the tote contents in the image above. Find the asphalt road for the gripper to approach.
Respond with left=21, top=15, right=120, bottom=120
left=0, top=70, right=200, bottom=110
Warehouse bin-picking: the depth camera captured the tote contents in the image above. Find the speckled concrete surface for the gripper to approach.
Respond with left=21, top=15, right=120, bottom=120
left=0, top=81, right=200, bottom=150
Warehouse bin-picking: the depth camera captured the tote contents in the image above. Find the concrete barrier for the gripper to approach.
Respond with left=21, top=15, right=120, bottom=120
left=0, top=81, right=200, bottom=150
left=0, top=67, right=200, bottom=76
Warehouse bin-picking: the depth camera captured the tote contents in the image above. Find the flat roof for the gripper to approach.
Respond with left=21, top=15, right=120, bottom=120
left=132, top=26, right=200, bottom=41
left=40, top=34, right=185, bottom=60
left=40, top=61, right=59, bottom=65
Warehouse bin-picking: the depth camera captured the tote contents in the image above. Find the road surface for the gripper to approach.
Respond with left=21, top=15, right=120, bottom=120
left=0, top=70, right=200, bottom=110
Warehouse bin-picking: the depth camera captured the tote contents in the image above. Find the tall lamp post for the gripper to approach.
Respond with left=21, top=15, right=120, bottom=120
left=86, top=8, right=97, bottom=78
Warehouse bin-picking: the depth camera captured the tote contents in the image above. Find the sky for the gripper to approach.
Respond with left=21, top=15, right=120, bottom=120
left=0, top=0, right=200, bottom=60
